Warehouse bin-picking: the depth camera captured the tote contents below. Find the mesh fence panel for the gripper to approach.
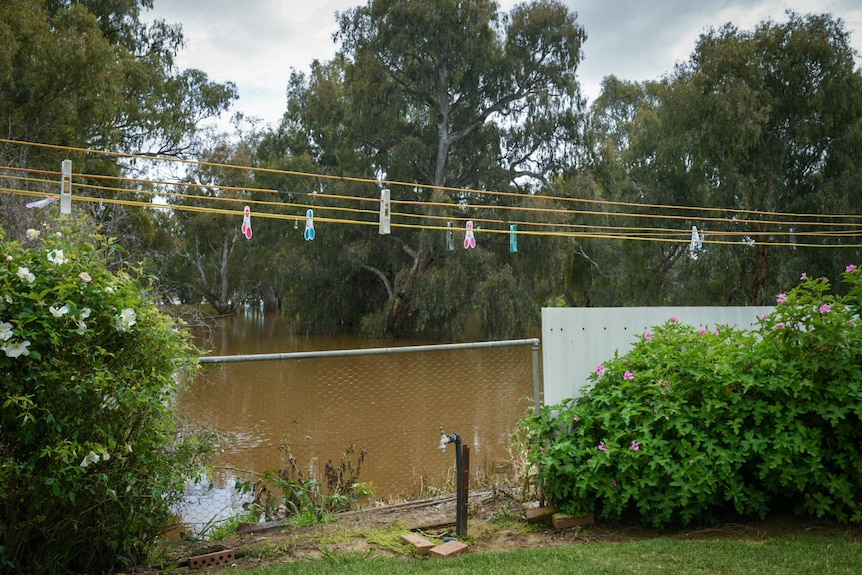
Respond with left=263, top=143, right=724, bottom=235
left=175, top=341, right=538, bottom=532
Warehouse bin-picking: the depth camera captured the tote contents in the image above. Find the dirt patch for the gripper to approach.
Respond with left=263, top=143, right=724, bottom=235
left=138, top=489, right=862, bottom=573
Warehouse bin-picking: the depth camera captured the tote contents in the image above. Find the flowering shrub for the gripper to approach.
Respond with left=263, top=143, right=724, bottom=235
left=525, top=266, right=862, bottom=528
left=0, top=225, right=210, bottom=574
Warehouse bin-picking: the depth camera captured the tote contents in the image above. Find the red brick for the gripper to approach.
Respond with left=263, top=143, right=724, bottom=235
left=429, top=540, right=468, bottom=558
left=188, top=549, right=235, bottom=569
left=401, top=533, right=435, bottom=555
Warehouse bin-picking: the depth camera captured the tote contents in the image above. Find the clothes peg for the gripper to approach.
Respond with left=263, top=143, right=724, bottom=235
left=464, top=220, right=476, bottom=249
left=379, top=188, right=391, bottom=234
left=304, top=209, right=316, bottom=241
left=241, top=206, right=253, bottom=239
left=26, top=196, right=59, bottom=209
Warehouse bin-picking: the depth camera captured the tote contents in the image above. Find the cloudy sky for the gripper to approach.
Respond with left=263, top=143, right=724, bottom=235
left=145, top=0, right=862, bottom=130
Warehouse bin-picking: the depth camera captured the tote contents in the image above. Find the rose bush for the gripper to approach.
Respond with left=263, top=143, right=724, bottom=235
left=525, top=266, right=862, bottom=528
left=0, top=224, right=211, bottom=574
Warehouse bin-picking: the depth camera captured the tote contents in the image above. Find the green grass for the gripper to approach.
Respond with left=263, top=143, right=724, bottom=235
left=236, top=535, right=862, bottom=574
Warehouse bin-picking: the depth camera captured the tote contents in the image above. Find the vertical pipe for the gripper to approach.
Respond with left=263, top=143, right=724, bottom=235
left=458, top=444, right=469, bottom=537
left=453, top=434, right=464, bottom=537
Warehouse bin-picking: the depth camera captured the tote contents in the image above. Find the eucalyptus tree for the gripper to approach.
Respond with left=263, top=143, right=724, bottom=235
left=269, top=0, right=586, bottom=338
left=648, top=12, right=862, bottom=304
left=0, top=0, right=237, bottom=252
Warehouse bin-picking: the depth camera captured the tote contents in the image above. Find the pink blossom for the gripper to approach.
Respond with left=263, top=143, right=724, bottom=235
left=611, top=480, right=617, bottom=486
left=820, top=304, right=831, bottom=314
left=631, top=440, right=640, bottom=451
left=847, top=264, right=858, bottom=273
left=776, top=322, right=786, bottom=329
left=598, top=441, right=607, bottom=451
left=761, top=313, right=769, bottom=320
left=698, top=328, right=708, bottom=335
left=645, top=330, right=653, bottom=341
left=595, top=365, right=605, bottom=375
left=669, top=316, right=678, bottom=323
left=623, top=371, right=634, bottom=381
left=777, top=293, right=787, bottom=303
left=712, top=330, right=719, bottom=336
left=800, top=273, right=808, bottom=280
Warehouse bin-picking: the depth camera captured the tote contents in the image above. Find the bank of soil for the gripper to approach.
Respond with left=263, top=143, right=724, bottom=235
left=140, top=488, right=862, bottom=573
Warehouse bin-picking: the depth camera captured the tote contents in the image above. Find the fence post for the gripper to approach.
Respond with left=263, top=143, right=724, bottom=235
left=532, top=340, right=541, bottom=416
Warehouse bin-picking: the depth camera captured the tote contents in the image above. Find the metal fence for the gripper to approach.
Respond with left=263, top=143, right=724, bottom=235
left=175, top=338, right=540, bottom=532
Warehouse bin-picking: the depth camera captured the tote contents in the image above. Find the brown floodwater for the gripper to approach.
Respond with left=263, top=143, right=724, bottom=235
left=175, top=312, right=537, bottom=529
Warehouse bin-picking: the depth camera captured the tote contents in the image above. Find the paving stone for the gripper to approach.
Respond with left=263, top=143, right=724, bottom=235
left=401, top=533, right=435, bottom=555
left=429, top=540, right=468, bottom=558
left=552, top=512, right=595, bottom=529
left=525, top=505, right=558, bottom=524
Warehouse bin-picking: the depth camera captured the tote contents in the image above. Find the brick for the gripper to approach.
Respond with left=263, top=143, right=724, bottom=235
left=552, top=512, right=595, bottom=529
left=525, top=505, right=558, bottom=524
left=188, top=549, right=235, bottom=569
left=401, top=533, right=435, bottom=555
left=429, top=540, right=468, bottom=558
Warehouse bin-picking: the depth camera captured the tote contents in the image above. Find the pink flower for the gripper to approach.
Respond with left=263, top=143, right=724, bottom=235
left=776, top=322, right=786, bottom=329
left=698, top=328, right=708, bottom=335
left=624, top=371, right=634, bottom=381
left=645, top=330, right=653, bottom=341
left=800, top=273, right=808, bottom=280
left=669, top=316, right=678, bottom=323
left=712, top=330, right=719, bottom=336
left=631, top=440, right=640, bottom=451
left=761, top=313, right=769, bottom=320
left=611, top=480, right=617, bottom=486
left=777, top=293, right=787, bottom=303
left=598, top=441, right=607, bottom=451
left=820, top=304, right=831, bottom=314
left=595, top=364, right=605, bottom=375
left=847, top=264, right=858, bottom=273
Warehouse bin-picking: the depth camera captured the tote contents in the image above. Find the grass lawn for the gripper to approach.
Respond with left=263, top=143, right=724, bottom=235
left=235, top=534, right=862, bottom=574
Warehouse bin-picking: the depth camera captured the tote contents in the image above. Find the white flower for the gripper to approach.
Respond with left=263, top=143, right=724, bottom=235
left=79, top=272, right=92, bottom=282
left=80, top=307, right=91, bottom=319
left=16, top=267, right=35, bottom=284
left=2, top=340, right=30, bottom=358
left=4, top=295, right=11, bottom=304
left=5, top=255, right=12, bottom=262
left=47, top=249, right=67, bottom=265
left=80, top=450, right=100, bottom=468
left=49, top=305, right=69, bottom=318
left=117, top=308, right=136, bottom=331
left=25, top=228, right=40, bottom=241
left=105, top=286, right=114, bottom=293
left=0, top=322, right=13, bottom=342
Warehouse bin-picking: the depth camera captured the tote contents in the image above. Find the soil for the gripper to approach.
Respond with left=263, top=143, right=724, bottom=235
left=137, top=488, right=862, bottom=573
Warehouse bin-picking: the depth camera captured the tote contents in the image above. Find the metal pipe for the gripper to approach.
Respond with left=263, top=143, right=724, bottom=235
left=439, top=429, right=467, bottom=537
left=199, top=338, right=540, bottom=364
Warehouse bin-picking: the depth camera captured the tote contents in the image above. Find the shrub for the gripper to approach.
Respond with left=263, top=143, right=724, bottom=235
left=525, top=266, right=862, bottom=528
left=0, top=224, right=211, bottom=574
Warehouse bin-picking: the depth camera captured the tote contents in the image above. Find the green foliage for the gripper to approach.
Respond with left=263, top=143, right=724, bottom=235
left=0, top=223, right=212, bottom=574
left=235, top=444, right=374, bottom=528
left=525, top=266, right=862, bottom=528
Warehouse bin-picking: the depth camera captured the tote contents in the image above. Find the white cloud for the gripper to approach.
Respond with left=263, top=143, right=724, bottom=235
left=146, top=0, right=862, bottom=127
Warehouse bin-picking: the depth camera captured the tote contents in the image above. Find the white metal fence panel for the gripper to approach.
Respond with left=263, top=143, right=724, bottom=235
left=541, top=306, right=774, bottom=406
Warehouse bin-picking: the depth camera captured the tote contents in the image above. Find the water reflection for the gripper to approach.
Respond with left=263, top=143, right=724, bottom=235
left=176, top=312, right=535, bottom=527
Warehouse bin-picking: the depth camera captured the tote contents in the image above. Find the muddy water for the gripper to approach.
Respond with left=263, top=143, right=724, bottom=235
left=175, top=312, right=536, bottom=528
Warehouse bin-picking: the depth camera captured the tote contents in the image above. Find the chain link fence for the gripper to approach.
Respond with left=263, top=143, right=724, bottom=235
left=174, top=339, right=540, bottom=533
